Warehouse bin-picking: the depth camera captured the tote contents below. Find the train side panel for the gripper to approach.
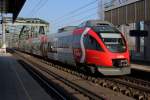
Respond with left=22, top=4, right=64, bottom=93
left=47, top=32, right=76, bottom=66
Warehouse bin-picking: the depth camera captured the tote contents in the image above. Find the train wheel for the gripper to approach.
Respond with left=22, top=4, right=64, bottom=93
left=87, top=65, right=97, bottom=75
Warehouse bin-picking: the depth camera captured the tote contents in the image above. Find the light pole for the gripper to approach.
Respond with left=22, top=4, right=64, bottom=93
left=2, top=14, right=6, bottom=53
left=99, top=0, right=104, bottom=20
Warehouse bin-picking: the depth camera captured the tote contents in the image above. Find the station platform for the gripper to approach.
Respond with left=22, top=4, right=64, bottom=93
left=131, top=63, right=150, bottom=72
left=0, top=53, right=52, bottom=100
left=130, top=63, right=150, bottom=81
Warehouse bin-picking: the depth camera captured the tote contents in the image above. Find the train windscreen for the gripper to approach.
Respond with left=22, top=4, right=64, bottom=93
left=92, top=24, right=126, bottom=52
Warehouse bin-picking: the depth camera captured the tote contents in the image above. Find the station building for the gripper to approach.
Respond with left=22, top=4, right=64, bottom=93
left=102, top=0, right=150, bottom=61
left=0, top=17, right=49, bottom=48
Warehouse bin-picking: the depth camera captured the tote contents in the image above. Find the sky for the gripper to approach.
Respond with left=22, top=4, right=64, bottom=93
left=19, top=0, right=101, bottom=33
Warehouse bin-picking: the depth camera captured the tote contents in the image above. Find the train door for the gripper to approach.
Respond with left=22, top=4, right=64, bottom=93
left=72, top=22, right=87, bottom=64
left=72, top=33, right=82, bottom=63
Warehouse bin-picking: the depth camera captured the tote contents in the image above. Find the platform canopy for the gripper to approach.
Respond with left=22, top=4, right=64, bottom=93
left=0, top=0, right=26, bottom=21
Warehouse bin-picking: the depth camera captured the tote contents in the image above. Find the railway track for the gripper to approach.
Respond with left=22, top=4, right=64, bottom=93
left=38, top=57, right=150, bottom=100
left=35, top=63, right=104, bottom=100
left=13, top=50, right=150, bottom=100
left=18, top=60, right=67, bottom=100
left=104, top=77, right=150, bottom=100
left=12, top=51, right=108, bottom=100
left=42, top=59, right=150, bottom=100
left=121, top=76, right=150, bottom=88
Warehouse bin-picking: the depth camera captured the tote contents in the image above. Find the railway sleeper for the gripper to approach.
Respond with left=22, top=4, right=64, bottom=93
left=16, top=51, right=150, bottom=100
left=133, top=92, right=145, bottom=100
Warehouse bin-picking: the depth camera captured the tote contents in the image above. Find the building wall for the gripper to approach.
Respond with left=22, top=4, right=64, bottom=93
left=4, top=17, right=49, bottom=48
left=103, top=0, right=150, bottom=61
left=117, top=23, right=136, bottom=49
left=116, top=23, right=138, bottom=58
left=104, top=0, right=150, bottom=25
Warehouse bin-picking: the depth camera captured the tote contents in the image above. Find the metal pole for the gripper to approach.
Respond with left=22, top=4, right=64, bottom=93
left=100, top=0, right=104, bottom=20
left=136, top=22, right=140, bottom=53
left=2, top=15, right=6, bottom=53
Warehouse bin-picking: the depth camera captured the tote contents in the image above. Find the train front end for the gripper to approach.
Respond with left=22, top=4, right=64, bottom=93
left=83, top=20, right=130, bottom=75
left=96, top=30, right=130, bottom=75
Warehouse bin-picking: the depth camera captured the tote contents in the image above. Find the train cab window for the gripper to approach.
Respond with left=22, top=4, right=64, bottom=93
left=83, top=35, right=102, bottom=51
left=100, top=33, right=126, bottom=52
left=86, top=21, right=93, bottom=27
left=91, top=24, right=119, bottom=33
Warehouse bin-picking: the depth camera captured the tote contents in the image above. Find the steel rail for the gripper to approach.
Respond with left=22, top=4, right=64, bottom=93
left=14, top=51, right=104, bottom=100
left=18, top=60, right=67, bottom=100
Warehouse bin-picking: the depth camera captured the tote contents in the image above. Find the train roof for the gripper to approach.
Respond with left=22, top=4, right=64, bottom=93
left=58, top=26, right=77, bottom=33
left=48, top=26, right=75, bottom=39
left=47, top=20, right=115, bottom=39
left=86, top=19, right=114, bottom=26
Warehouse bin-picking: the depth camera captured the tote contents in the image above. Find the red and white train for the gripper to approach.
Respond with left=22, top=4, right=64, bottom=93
left=19, top=20, right=131, bottom=75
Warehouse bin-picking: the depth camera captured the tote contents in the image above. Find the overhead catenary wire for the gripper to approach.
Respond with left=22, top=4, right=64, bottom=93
left=27, top=0, right=42, bottom=16
left=23, top=0, right=36, bottom=16
left=26, top=0, right=99, bottom=32
left=54, top=6, right=98, bottom=25
left=53, top=0, right=98, bottom=22
left=32, top=0, right=48, bottom=17
left=28, top=0, right=48, bottom=17
left=53, top=0, right=99, bottom=30
left=57, top=12, right=97, bottom=28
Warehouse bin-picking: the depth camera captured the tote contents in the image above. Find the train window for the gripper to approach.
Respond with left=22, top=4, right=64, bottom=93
left=59, top=37, right=64, bottom=48
left=68, top=35, right=73, bottom=46
left=83, top=35, right=102, bottom=51
left=64, top=36, right=68, bottom=48
left=100, top=33, right=126, bottom=52
left=91, top=24, right=119, bottom=33
left=73, top=34, right=81, bottom=48
left=58, top=36, right=73, bottom=48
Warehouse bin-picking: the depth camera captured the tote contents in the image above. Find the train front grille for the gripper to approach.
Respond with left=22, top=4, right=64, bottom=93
left=112, top=59, right=128, bottom=67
